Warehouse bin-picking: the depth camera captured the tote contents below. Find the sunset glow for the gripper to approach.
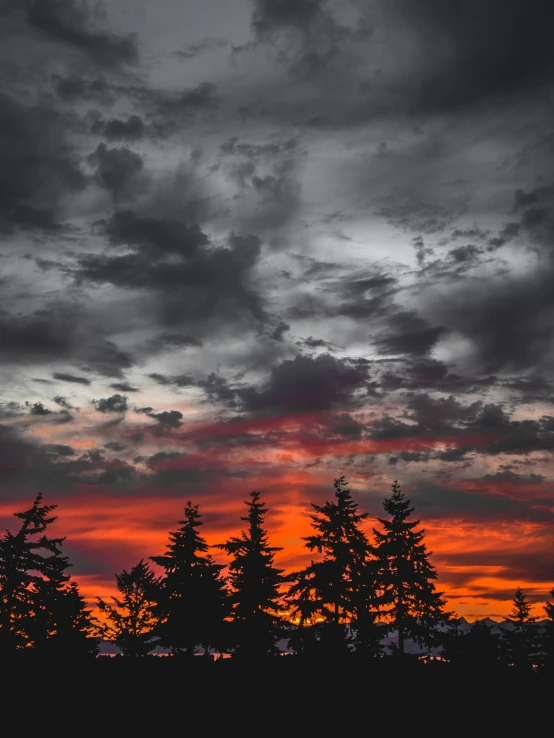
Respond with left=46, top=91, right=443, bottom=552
left=1, top=0, right=553, bottom=630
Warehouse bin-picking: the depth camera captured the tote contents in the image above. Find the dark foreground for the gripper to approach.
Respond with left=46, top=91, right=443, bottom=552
left=3, top=655, right=551, bottom=730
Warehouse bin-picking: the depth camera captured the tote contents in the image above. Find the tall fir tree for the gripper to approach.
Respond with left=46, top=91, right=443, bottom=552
left=215, top=490, right=287, bottom=661
left=97, top=559, right=161, bottom=657
left=287, top=476, right=382, bottom=658
left=374, top=480, right=447, bottom=656
left=0, top=493, right=97, bottom=656
left=151, top=501, right=230, bottom=657
left=501, top=587, right=538, bottom=672
left=541, top=587, right=554, bottom=672
left=441, top=618, right=501, bottom=671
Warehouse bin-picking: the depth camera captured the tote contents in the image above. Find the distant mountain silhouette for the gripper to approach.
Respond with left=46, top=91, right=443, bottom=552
left=97, top=618, right=550, bottom=657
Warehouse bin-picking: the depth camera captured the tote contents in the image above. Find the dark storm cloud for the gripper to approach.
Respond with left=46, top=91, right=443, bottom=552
left=53, top=396, right=74, bottom=410
left=409, top=480, right=553, bottom=524
left=0, top=425, right=124, bottom=497
left=478, top=416, right=554, bottom=456
left=377, top=358, right=497, bottom=395
left=26, top=0, right=138, bottom=69
left=479, top=470, right=546, bottom=485
left=88, top=143, right=145, bottom=203
left=148, top=353, right=373, bottom=417
left=110, top=382, right=140, bottom=393
left=388, top=0, right=554, bottom=112
left=105, top=209, right=208, bottom=258
left=80, top=338, right=134, bottom=379
left=251, top=0, right=321, bottom=35
left=297, top=336, right=335, bottom=351
left=370, top=397, right=554, bottom=459
left=149, top=410, right=184, bottom=431
left=323, top=412, right=365, bottom=439
left=142, top=82, right=220, bottom=136
left=0, top=402, right=25, bottom=419
left=239, top=353, right=371, bottom=414
left=218, top=134, right=304, bottom=238
left=133, top=406, right=184, bottom=432
left=28, top=402, right=52, bottom=416
left=513, top=183, right=554, bottom=249
left=426, top=189, right=554, bottom=377
left=431, top=267, right=554, bottom=374
left=45, top=444, right=75, bottom=457
left=173, top=36, right=228, bottom=60
left=220, top=137, right=298, bottom=160
left=52, top=74, right=112, bottom=102
left=92, top=394, right=129, bottom=414
left=369, top=415, right=423, bottom=441
left=53, top=372, right=91, bottom=385
left=372, top=311, right=448, bottom=358
left=147, top=451, right=183, bottom=465
left=91, top=115, right=145, bottom=142
left=0, top=92, right=87, bottom=231
left=500, top=376, right=554, bottom=404
left=76, top=229, right=267, bottom=331
left=441, top=550, right=554, bottom=588
left=404, top=394, right=482, bottom=430
left=146, top=333, right=203, bottom=352
left=0, top=308, right=74, bottom=361
left=328, top=271, right=398, bottom=321
left=8, top=204, right=62, bottom=232
left=388, top=451, right=431, bottom=465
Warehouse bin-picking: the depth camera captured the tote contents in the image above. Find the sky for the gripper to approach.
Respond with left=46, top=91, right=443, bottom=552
left=1, top=0, right=553, bottom=621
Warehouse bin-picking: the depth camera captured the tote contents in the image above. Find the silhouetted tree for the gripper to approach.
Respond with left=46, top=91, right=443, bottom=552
left=501, top=587, right=538, bottom=673
left=0, top=493, right=97, bottom=656
left=26, top=552, right=98, bottom=658
left=374, top=481, right=447, bottom=656
left=97, top=559, right=161, bottom=657
left=151, top=501, right=230, bottom=657
left=441, top=618, right=502, bottom=671
left=287, top=476, right=382, bottom=658
left=215, top=490, right=287, bottom=660
left=540, top=587, right=554, bottom=671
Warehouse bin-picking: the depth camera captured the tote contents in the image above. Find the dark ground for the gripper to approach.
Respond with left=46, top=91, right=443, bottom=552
left=2, top=655, right=551, bottom=732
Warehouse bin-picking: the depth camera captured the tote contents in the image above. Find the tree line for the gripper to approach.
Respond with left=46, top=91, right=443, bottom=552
left=1, top=477, right=553, bottom=673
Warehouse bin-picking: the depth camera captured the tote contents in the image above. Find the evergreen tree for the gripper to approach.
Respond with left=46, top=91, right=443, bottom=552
left=97, top=559, right=161, bottom=657
left=287, top=476, right=382, bottom=658
left=151, top=501, right=230, bottom=657
left=374, top=480, right=447, bottom=656
left=501, top=587, right=538, bottom=672
left=441, top=618, right=501, bottom=671
left=215, top=490, right=287, bottom=661
left=540, top=587, right=554, bottom=671
left=0, top=493, right=97, bottom=656
left=29, top=579, right=98, bottom=658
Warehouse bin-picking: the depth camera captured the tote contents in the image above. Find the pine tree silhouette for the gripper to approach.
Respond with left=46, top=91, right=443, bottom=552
left=0, top=493, right=97, bottom=656
left=27, top=552, right=98, bottom=659
left=287, top=476, right=382, bottom=658
left=541, top=587, right=554, bottom=672
left=151, top=501, right=230, bottom=657
left=374, top=480, right=447, bottom=656
left=97, top=559, right=161, bottom=657
left=442, top=618, right=501, bottom=672
left=215, top=490, right=287, bottom=661
left=501, top=587, right=538, bottom=673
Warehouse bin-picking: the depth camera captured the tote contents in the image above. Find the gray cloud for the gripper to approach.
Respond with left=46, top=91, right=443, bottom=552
left=26, top=0, right=138, bottom=69
left=92, top=115, right=145, bottom=142
left=88, top=143, right=145, bottom=203
left=239, top=353, right=371, bottom=414
left=53, top=372, right=91, bottom=385
left=92, top=394, right=129, bottom=414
